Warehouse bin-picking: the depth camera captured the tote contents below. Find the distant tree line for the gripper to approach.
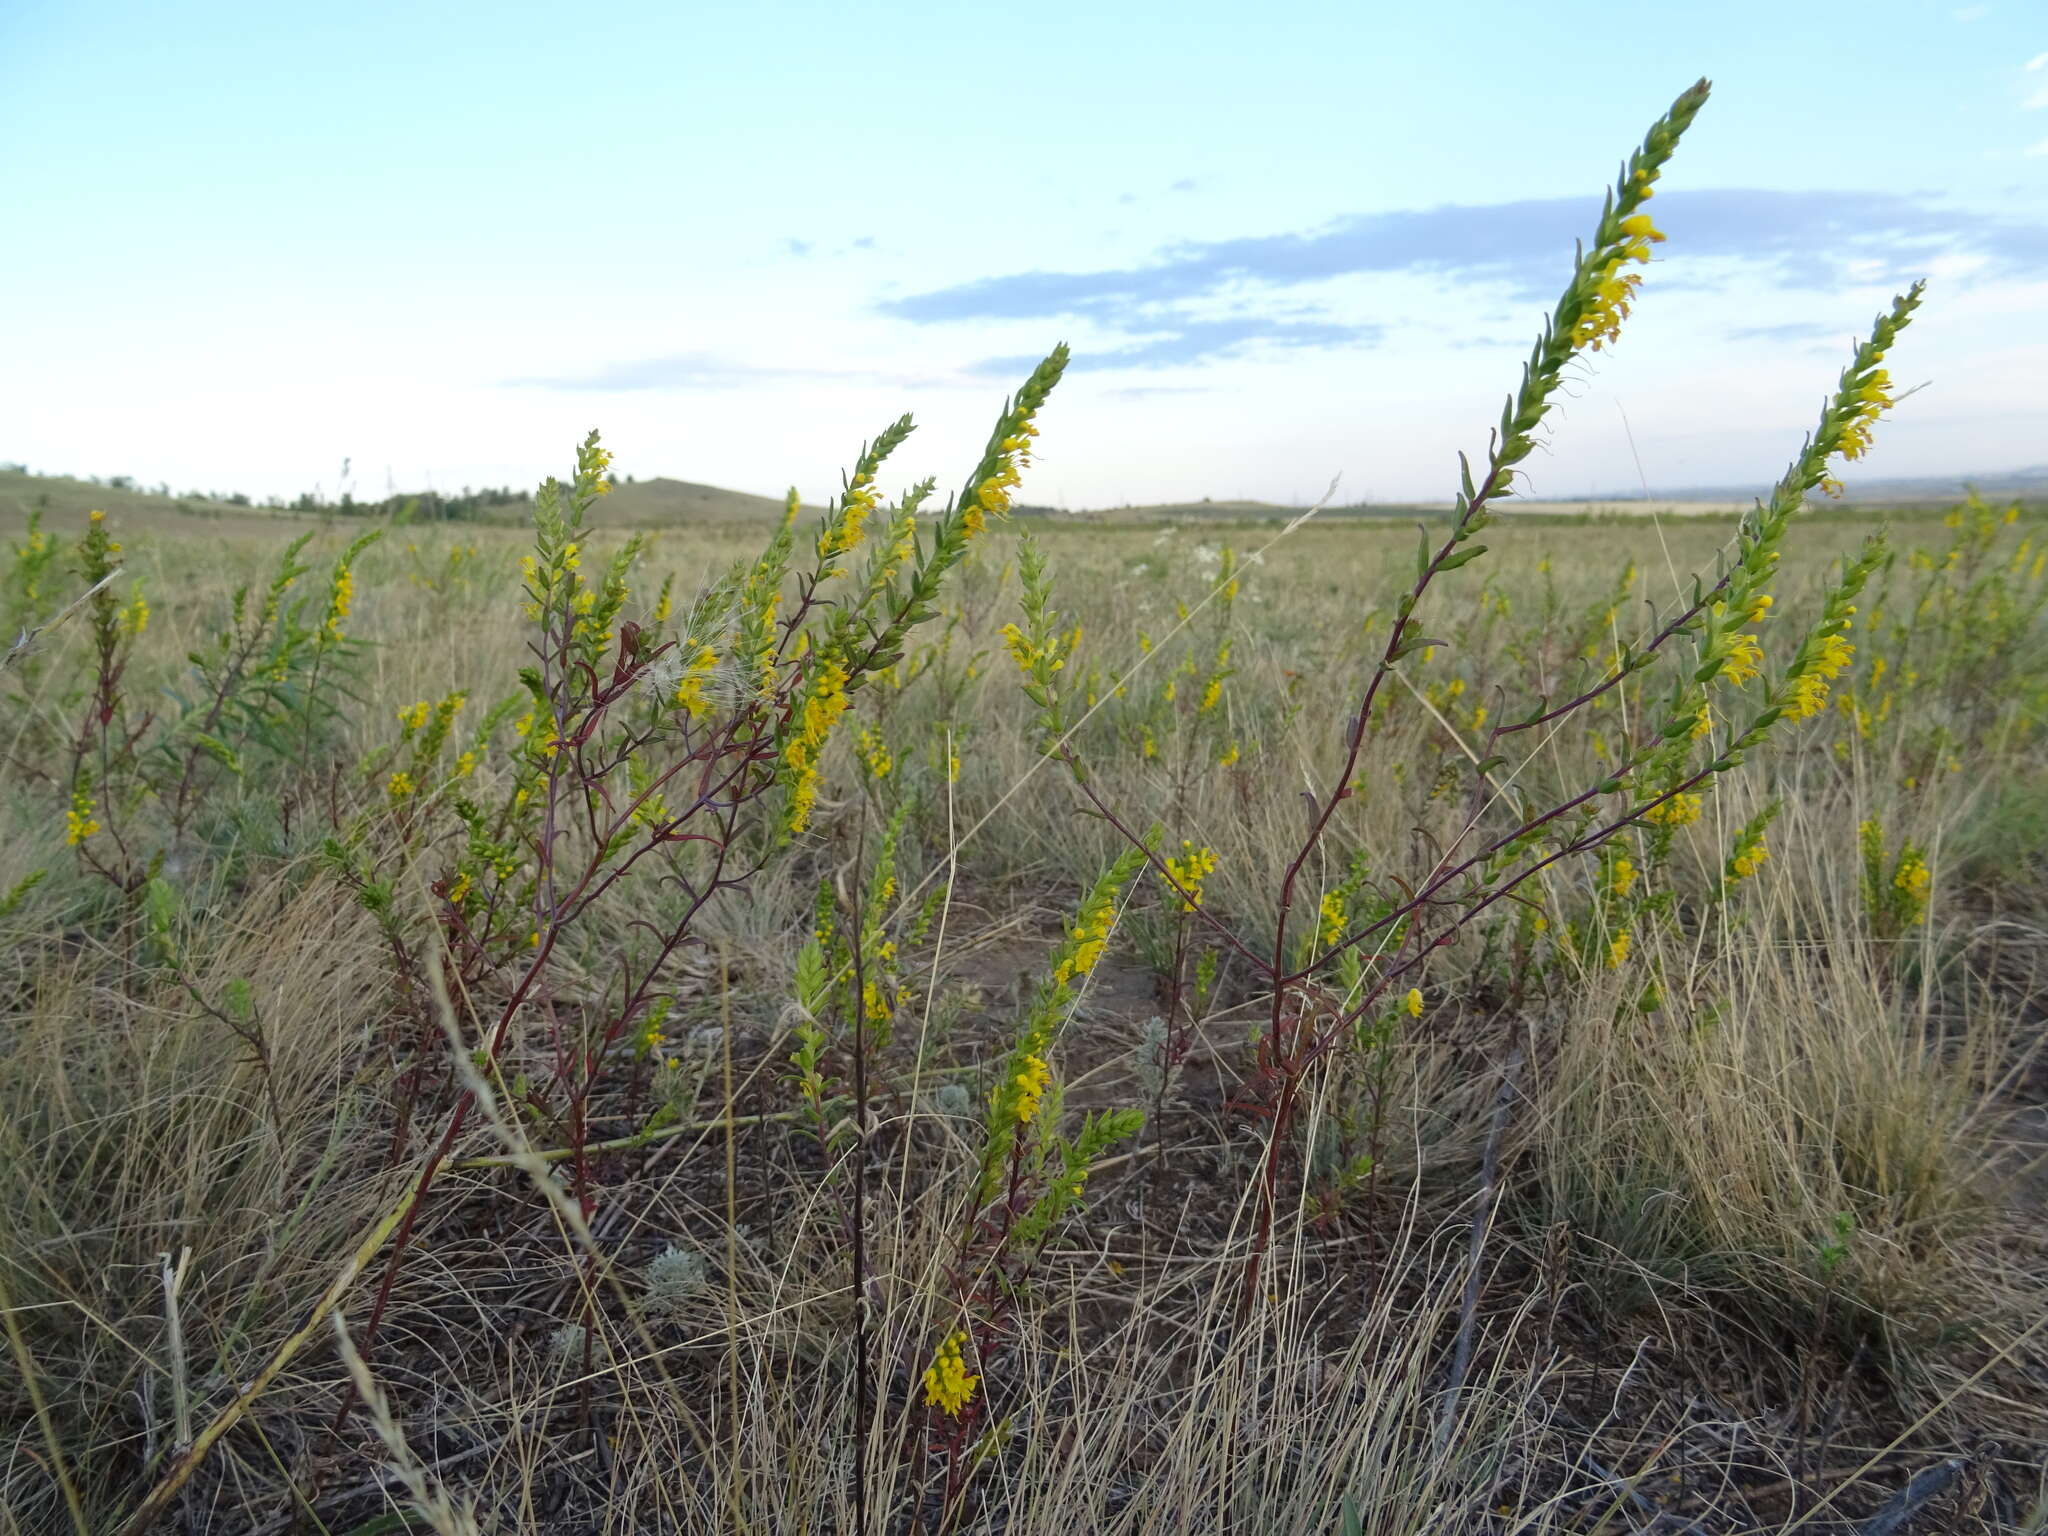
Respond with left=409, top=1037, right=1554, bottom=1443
left=287, top=486, right=531, bottom=523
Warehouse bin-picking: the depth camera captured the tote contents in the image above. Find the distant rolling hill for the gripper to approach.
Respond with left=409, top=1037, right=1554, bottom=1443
left=603, top=477, right=810, bottom=523
left=0, top=468, right=816, bottom=532
left=0, top=467, right=276, bottom=528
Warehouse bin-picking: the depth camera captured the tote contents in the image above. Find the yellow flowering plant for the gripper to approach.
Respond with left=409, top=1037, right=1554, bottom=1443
left=1858, top=816, right=1933, bottom=941
left=345, top=357, right=1075, bottom=1385
left=1718, top=801, right=1780, bottom=899
left=58, top=507, right=150, bottom=889
left=786, top=803, right=926, bottom=1152
left=1000, top=77, right=1941, bottom=1305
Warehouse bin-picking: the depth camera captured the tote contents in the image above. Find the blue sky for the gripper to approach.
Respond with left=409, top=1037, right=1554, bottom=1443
left=2, top=0, right=2044, bottom=507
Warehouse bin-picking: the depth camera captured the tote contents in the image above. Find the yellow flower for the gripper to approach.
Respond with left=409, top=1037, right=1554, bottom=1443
left=454, top=750, right=478, bottom=777
left=1784, top=629, right=1855, bottom=720
left=386, top=771, right=416, bottom=800
left=1606, top=856, right=1638, bottom=899
left=1000, top=621, right=1058, bottom=678
left=1571, top=209, right=1665, bottom=353
left=324, top=567, right=356, bottom=641
left=1894, top=851, right=1930, bottom=918
left=1643, top=793, right=1702, bottom=828
left=1162, top=841, right=1218, bottom=913
left=1403, top=987, right=1423, bottom=1018
left=1720, top=631, right=1763, bottom=686
left=1217, top=741, right=1240, bottom=768
left=446, top=871, right=473, bottom=904
left=781, top=657, right=850, bottom=835
left=1318, top=890, right=1346, bottom=948
left=1729, top=838, right=1767, bottom=882
left=673, top=644, right=718, bottom=719
left=853, top=723, right=893, bottom=780
left=1012, top=1052, right=1052, bottom=1125
left=1836, top=369, right=1894, bottom=461
left=820, top=477, right=879, bottom=559
left=398, top=700, right=429, bottom=732
left=921, top=1331, right=979, bottom=1418
left=1054, top=901, right=1114, bottom=986
left=120, top=591, right=150, bottom=636
left=1606, top=930, right=1632, bottom=969
left=65, top=791, right=100, bottom=846
left=1784, top=673, right=1829, bottom=720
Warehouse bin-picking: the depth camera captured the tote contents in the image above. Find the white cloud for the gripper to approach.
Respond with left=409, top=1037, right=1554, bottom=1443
left=2026, top=137, right=2048, bottom=156
left=2027, top=82, right=2048, bottom=109
left=2027, top=51, right=2048, bottom=70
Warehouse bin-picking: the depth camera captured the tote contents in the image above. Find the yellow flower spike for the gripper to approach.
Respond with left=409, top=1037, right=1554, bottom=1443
left=65, top=791, right=101, bottom=846
left=1161, top=841, right=1218, bottom=913
left=1606, top=930, right=1633, bottom=969
left=1403, top=987, right=1424, bottom=1018
left=1012, top=1053, right=1052, bottom=1125
left=1317, top=890, right=1346, bottom=948
left=1893, top=851, right=1931, bottom=919
left=324, top=567, right=356, bottom=641
left=1643, top=793, right=1703, bottom=828
left=921, top=1331, right=979, bottom=1418
left=780, top=657, right=851, bottom=835
left=1729, top=838, right=1768, bottom=882
left=673, top=644, right=718, bottom=718
left=1783, top=629, right=1855, bottom=720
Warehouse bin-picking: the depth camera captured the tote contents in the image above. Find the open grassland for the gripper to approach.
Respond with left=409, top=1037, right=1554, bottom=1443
left=7, top=79, right=2048, bottom=1535
left=1, top=481, right=2045, bottom=1534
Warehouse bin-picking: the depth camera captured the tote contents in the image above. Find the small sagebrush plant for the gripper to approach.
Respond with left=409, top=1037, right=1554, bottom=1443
left=1003, top=75, right=1929, bottom=1302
